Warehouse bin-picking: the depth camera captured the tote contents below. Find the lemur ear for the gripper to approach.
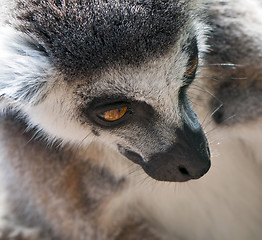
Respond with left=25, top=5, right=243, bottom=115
left=0, top=26, right=52, bottom=105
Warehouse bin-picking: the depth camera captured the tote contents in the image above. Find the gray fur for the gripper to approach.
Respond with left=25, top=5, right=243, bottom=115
left=204, top=0, right=262, bottom=124
left=0, top=0, right=262, bottom=240
left=0, top=114, right=126, bottom=240
left=15, top=0, right=192, bottom=75
left=210, top=81, right=262, bottom=124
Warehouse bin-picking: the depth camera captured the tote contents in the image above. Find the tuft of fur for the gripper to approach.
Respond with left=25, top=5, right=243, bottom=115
left=0, top=26, right=53, bottom=104
left=14, top=0, right=194, bottom=75
left=0, top=0, right=262, bottom=240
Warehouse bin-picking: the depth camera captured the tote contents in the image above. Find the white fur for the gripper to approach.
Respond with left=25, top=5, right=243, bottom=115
left=10, top=36, right=189, bottom=150
left=0, top=1, right=262, bottom=239
left=0, top=26, right=54, bottom=103
left=97, top=119, right=262, bottom=240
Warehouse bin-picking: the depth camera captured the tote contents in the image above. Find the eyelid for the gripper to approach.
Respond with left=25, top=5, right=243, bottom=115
left=185, top=56, right=198, bottom=76
left=95, top=102, right=131, bottom=114
left=183, top=55, right=199, bottom=87
left=89, top=102, right=132, bottom=127
left=84, top=98, right=155, bottom=128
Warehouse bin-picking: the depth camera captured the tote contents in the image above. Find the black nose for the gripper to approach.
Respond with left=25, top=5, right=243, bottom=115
left=143, top=124, right=211, bottom=182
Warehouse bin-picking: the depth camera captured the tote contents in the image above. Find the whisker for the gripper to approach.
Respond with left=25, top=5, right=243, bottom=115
left=202, top=103, right=224, bottom=129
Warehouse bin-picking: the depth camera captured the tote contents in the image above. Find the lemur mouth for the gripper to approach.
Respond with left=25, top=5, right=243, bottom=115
left=142, top=127, right=211, bottom=182
left=118, top=126, right=211, bottom=183
left=117, top=90, right=211, bottom=182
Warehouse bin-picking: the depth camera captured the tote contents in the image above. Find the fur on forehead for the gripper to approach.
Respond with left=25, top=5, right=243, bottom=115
left=73, top=41, right=194, bottom=130
left=75, top=40, right=187, bottom=99
left=14, top=0, right=201, bottom=75
left=16, top=41, right=189, bottom=145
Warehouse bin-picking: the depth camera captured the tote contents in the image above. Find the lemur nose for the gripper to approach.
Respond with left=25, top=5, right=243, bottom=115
left=143, top=124, right=211, bottom=182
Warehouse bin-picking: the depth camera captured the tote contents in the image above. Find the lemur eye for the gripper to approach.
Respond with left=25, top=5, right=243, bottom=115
left=185, top=56, right=198, bottom=76
left=99, top=106, right=128, bottom=121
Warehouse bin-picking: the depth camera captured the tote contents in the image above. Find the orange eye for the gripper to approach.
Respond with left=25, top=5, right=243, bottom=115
left=102, top=106, right=128, bottom=121
left=185, top=56, right=198, bottom=76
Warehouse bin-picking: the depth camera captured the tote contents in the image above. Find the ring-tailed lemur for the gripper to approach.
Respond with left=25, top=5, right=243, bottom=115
left=0, top=0, right=262, bottom=239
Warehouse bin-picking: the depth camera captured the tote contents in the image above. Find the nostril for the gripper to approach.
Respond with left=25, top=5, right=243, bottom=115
left=178, top=166, right=190, bottom=176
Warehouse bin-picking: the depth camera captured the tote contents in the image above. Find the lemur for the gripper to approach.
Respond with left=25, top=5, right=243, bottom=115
left=0, top=0, right=262, bottom=239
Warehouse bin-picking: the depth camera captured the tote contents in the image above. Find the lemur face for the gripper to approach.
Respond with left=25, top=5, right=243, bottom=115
left=0, top=0, right=210, bottom=182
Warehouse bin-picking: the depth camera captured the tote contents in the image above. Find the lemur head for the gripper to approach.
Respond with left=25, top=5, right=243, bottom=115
left=0, top=0, right=210, bottom=182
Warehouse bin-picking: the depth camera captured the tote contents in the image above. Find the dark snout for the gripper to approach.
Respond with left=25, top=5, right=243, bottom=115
left=143, top=124, right=211, bottom=182
left=118, top=94, right=211, bottom=182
